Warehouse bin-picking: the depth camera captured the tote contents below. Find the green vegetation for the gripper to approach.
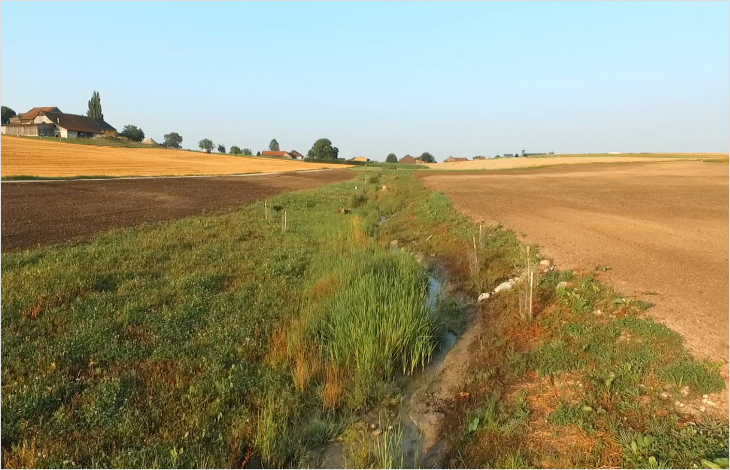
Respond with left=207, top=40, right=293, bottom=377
left=162, top=132, right=183, bottom=149
left=269, top=138, right=280, bottom=151
left=0, top=170, right=441, bottom=467
left=2, top=105, right=17, bottom=124
left=448, top=266, right=727, bottom=468
left=2, top=169, right=726, bottom=468
left=119, top=124, right=145, bottom=142
left=417, top=152, right=436, bottom=163
left=217, top=144, right=226, bottom=154
left=7, top=135, right=162, bottom=149
left=87, top=91, right=104, bottom=121
left=306, top=138, right=339, bottom=160
left=198, top=138, right=214, bottom=154
left=386, top=153, right=398, bottom=163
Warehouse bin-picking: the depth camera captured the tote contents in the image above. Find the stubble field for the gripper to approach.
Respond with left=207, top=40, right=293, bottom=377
left=0, top=136, right=346, bottom=178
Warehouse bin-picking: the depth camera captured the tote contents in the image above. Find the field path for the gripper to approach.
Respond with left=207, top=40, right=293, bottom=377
left=417, top=161, right=729, bottom=373
left=1, top=169, right=355, bottom=252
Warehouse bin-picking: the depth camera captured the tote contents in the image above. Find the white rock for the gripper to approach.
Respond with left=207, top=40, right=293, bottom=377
left=540, top=259, right=552, bottom=269
left=703, top=394, right=709, bottom=399
left=477, top=293, right=491, bottom=302
left=556, top=281, right=569, bottom=290
left=699, top=406, right=706, bottom=412
left=493, top=281, right=515, bottom=293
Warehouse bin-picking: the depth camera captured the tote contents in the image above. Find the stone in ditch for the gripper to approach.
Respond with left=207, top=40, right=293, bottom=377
left=493, top=281, right=515, bottom=293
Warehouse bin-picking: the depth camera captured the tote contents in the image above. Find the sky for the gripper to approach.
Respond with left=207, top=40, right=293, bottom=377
left=2, top=1, right=728, bottom=161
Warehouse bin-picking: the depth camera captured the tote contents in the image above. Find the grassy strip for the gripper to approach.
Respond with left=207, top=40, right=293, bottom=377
left=6, top=135, right=164, bottom=148
left=0, top=170, right=441, bottom=467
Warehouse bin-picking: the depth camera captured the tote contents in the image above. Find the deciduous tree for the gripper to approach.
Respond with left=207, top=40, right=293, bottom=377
left=162, top=132, right=183, bottom=149
left=199, top=138, right=214, bottom=153
left=119, top=124, right=145, bottom=142
left=218, top=144, right=226, bottom=153
left=386, top=153, right=397, bottom=163
left=230, top=146, right=241, bottom=154
left=417, top=152, right=436, bottom=163
left=307, top=138, right=337, bottom=160
left=1, top=106, right=16, bottom=125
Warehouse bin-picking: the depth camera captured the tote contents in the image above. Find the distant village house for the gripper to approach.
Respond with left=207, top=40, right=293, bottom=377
left=1, top=107, right=116, bottom=138
left=444, top=156, right=469, bottom=162
left=398, top=155, right=419, bottom=164
left=349, top=157, right=371, bottom=162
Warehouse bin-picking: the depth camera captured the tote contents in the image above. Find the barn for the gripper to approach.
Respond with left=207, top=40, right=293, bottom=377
left=1, top=107, right=116, bottom=138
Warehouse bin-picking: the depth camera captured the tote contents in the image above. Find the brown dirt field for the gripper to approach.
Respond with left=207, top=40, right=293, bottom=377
left=424, top=153, right=726, bottom=171
left=417, top=161, right=729, bottom=375
left=0, top=135, right=347, bottom=177
left=1, top=169, right=355, bottom=252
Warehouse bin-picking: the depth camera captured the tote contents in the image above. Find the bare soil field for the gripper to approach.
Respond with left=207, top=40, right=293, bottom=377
left=0, top=135, right=346, bottom=177
left=425, top=153, right=726, bottom=171
left=1, top=169, right=354, bottom=251
left=418, top=161, right=729, bottom=372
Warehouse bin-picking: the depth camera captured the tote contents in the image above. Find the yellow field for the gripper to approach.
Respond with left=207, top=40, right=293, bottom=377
left=425, top=153, right=728, bottom=171
left=0, top=136, right=348, bottom=177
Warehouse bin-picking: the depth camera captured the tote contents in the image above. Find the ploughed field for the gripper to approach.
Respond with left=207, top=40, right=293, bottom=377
left=418, top=161, right=730, bottom=376
left=1, top=170, right=355, bottom=252
left=0, top=135, right=345, bottom=178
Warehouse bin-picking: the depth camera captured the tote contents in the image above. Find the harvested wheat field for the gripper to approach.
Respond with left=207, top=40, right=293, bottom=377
left=419, top=160, right=730, bottom=390
left=426, top=153, right=725, bottom=171
left=0, top=136, right=347, bottom=178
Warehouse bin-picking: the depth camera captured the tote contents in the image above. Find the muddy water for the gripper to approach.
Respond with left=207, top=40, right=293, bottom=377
left=321, top=275, right=461, bottom=468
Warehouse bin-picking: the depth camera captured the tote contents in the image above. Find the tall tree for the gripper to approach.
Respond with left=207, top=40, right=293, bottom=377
left=217, top=144, right=226, bottom=154
left=199, top=138, right=214, bottom=153
left=306, top=138, right=337, bottom=160
left=119, top=124, right=145, bottom=142
left=230, top=146, right=241, bottom=154
left=86, top=91, right=104, bottom=121
left=162, top=132, right=183, bottom=149
left=256, top=151, right=261, bottom=156
left=269, top=139, right=280, bottom=151
left=243, top=148, right=252, bottom=155
left=417, top=152, right=436, bottom=163
left=1, top=106, right=16, bottom=125
left=386, top=153, right=398, bottom=163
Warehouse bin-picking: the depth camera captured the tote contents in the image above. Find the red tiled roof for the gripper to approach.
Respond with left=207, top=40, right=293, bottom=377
left=399, top=155, right=418, bottom=164
left=20, top=107, right=61, bottom=121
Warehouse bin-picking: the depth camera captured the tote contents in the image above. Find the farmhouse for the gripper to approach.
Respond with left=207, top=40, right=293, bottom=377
left=473, top=156, right=486, bottom=160
left=398, top=155, right=419, bottom=164
left=261, top=150, right=304, bottom=160
left=444, top=156, right=469, bottom=162
left=350, top=157, right=371, bottom=162
left=1, top=107, right=116, bottom=138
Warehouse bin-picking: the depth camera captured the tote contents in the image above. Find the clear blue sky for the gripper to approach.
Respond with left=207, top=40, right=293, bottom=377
left=2, top=2, right=728, bottom=160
